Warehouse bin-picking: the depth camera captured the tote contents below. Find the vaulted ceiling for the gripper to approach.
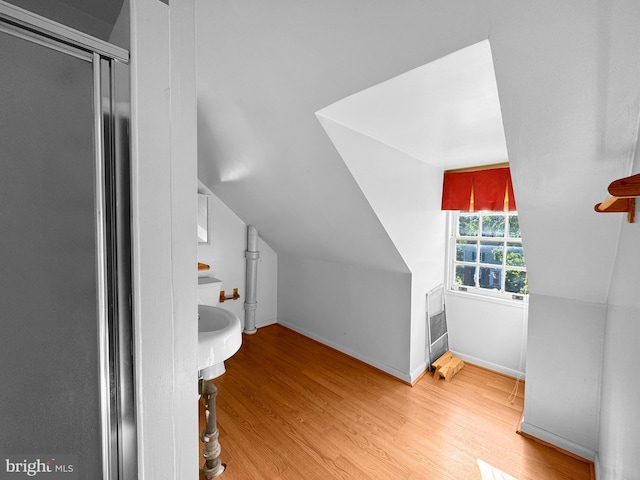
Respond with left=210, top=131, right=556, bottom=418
left=196, top=0, right=640, bottom=304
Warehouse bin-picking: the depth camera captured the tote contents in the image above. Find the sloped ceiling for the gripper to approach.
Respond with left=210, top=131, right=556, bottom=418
left=316, top=40, right=507, bottom=171
left=314, top=40, right=503, bottom=275
left=196, top=0, right=640, bottom=303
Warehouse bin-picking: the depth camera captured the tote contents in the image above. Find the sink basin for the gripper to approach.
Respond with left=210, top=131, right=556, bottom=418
left=198, top=305, right=242, bottom=380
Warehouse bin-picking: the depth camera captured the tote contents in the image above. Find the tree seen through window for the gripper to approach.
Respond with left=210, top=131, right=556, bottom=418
left=453, top=212, right=528, bottom=296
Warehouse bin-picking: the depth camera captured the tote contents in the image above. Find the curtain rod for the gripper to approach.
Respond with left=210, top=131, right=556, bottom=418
left=444, top=162, right=510, bottom=174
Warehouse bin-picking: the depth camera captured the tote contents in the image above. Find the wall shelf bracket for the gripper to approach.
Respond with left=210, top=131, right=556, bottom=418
left=219, top=288, right=240, bottom=303
left=594, top=173, right=640, bottom=223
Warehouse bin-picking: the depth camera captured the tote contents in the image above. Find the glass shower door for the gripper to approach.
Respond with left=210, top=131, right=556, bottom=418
left=0, top=17, right=133, bottom=480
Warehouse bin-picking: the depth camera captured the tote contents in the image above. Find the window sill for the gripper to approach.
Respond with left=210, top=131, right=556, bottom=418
left=445, top=287, right=529, bottom=309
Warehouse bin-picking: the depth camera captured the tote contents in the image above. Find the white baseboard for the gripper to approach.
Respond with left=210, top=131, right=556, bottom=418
left=255, top=317, right=277, bottom=329
left=519, top=419, right=596, bottom=461
left=451, top=351, right=526, bottom=380
left=409, top=361, right=428, bottom=384
left=276, top=320, right=412, bottom=383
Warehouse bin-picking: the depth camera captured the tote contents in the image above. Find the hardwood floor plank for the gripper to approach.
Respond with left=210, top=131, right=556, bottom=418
left=199, top=325, right=592, bottom=479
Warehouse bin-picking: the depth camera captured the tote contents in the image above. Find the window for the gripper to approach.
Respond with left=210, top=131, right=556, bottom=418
left=449, top=211, right=528, bottom=300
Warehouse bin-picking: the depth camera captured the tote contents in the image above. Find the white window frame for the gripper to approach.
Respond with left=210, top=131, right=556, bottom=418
left=446, top=211, right=528, bottom=303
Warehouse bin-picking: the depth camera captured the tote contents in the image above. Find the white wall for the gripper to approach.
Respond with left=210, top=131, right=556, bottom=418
left=520, top=294, right=605, bottom=461
left=598, top=304, right=640, bottom=479
left=597, top=166, right=640, bottom=479
left=167, top=1, right=198, bottom=476
left=446, top=292, right=527, bottom=378
left=315, top=114, right=446, bottom=382
left=130, top=0, right=199, bottom=478
left=197, top=192, right=278, bottom=329
left=493, top=1, right=640, bottom=462
left=278, top=255, right=413, bottom=382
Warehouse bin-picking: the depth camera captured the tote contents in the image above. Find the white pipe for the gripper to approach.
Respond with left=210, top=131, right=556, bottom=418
left=244, top=225, right=259, bottom=334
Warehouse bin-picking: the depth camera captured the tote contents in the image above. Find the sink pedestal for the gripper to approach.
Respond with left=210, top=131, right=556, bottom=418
left=197, top=304, right=242, bottom=477
left=199, top=379, right=225, bottom=478
left=200, top=363, right=226, bottom=381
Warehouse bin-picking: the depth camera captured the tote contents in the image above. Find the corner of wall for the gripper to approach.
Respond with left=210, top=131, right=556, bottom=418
left=130, top=0, right=200, bottom=478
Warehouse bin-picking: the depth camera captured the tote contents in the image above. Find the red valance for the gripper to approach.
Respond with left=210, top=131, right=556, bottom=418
left=441, top=167, right=516, bottom=211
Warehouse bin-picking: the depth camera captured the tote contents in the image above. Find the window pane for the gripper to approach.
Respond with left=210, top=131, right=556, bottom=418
left=506, top=243, right=525, bottom=266
left=509, top=215, right=521, bottom=238
left=479, top=267, right=502, bottom=290
left=455, top=265, right=476, bottom=287
left=452, top=211, right=527, bottom=299
left=458, top=214, right=479, bottom=236
left=506, top=270, right=528, bottom=294
left=479, top=241, right=503, bottom=265
left=482, top=215, right=505, bottom=237
left=456, top=240, right=477, bottom=262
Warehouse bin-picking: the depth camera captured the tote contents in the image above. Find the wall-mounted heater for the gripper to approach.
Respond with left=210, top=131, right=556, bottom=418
left=426, top=284, right=448, bottom=370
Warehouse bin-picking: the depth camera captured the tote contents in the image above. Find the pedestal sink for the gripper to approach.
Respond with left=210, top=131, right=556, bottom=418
left=198, top=305, right=242, bottom=380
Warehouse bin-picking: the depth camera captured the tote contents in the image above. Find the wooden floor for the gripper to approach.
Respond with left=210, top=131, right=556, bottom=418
left=199, top=324, right=592, bottom=480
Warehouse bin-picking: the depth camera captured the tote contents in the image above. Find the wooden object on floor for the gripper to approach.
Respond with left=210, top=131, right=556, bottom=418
left=431, top=350, right=452, bottom=369
left=434, top=356, right=465, bottom=381
left=432, top=350, right=465, bottom=381
left=201, top=324, right=592, bottom=480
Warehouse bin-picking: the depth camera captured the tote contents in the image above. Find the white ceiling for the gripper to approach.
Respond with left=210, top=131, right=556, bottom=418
left=195, top=0, right=640, bottom=303
left=316, top=40, right=508, bottom=170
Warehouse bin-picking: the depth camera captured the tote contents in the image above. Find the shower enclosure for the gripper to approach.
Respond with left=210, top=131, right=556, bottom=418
left=0, top=2, right=135, bottom=478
